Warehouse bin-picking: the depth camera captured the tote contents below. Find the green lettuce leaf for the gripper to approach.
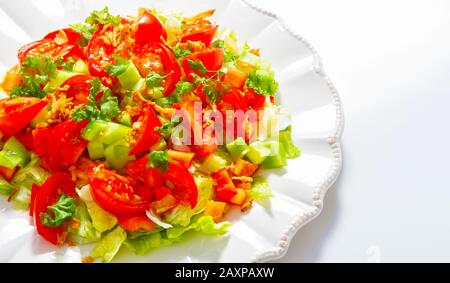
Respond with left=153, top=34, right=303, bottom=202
left=250, top=176, right=273, bottom=201
left=124, top=232, right=170, bottom=256
left=68, top=202, right=102, bottom=244
left=166, top=215, right=230, bottom=239
left=164, top=174, right=213, bottom=227
left=77, top=185, right=117, bottom=233
left=40, top=194, right=76, bottom=227
left=91, top=226, right=126, bottom=263
left=246, top=67, right=278, bottom=96
left=279, top=126, right=301, bottom=159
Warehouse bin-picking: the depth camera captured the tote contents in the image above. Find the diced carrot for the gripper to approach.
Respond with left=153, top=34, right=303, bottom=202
left=0, top=65, right=21, bottom=92
left=223, top=67, right=248, bottom=89
left=230, top=188, right=246, bottom=206
left=204, top=200, right=226, bottom=222
left=232, top=159, right=259, bottom=177
left=167, top=150, right=195, bottom=168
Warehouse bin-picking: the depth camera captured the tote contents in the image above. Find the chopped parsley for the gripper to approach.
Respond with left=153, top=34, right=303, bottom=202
left=155, top=116, right=182, bottom=139
left=105, top=55, right=130, bottom=77
left=147, top=150, right=169, bottom=173
left=173, top=46, right=191, bottom=58
left=246, top=68, right=278, bottom=96
left=211, top=40, right=225, bottom=48
left=188, top=60, right=207, bottom=75
left=70, top=6, right=120, bottom=41
left=40, top=194, right=76, bottom=227
left=174, top=81, right=194, bottom=96
left=10, top=55, right=57, bottom=99
left=72, top=78, right=120, bottom=122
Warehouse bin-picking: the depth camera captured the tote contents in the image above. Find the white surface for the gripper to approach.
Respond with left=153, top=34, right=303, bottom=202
left=0, top=0, right=342, bottom=262
left=248, top=0, right=450, bottom=262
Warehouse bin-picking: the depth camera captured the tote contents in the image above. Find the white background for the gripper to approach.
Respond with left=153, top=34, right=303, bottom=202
left=247, top=0, right=450, bottom=262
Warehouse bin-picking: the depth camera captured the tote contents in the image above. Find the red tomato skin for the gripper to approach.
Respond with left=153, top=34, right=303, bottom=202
left=182, top=48, right=224, bottom=81
left=129, top=106, right=161, bottom=156
left=118, top=214, right=155, bottom=232
left=161, top=162, right=198, bottom=208
left=0, top=166, right=17, bottom=182
left=86, top=26, right=115, bottom=79
left=88, top=166, right=150, bottom=215
left=33, top=120, right=88, bottom=173
left=135, top=10, right=167, bottom=44
left=15, top=129, right=35, bottom=150
left=181, top=21, right=218, bottom=46
left=245, top=88, right=267, bottom=111
left=44, top=28, right=84, bottom=59
left=212, top=169, right=237, bottom=202
left=33, top=173, right=76, bottom=245
left=0, top=98, right=48, bottom=136
left=61, top=75, right=94, bottom=105
left=17, top=39, right=52, bottom=63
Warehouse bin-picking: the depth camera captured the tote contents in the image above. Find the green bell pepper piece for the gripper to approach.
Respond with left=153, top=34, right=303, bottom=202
left=0, top=137, right=30, bottom=169
left=117, top=61, right=142, bottom=90
left=87, top=141, right=105, bottom=160
left=246, top=141, right=271, bottom=165
left=226, top=137, right=249, bottom=160
left=82, top=121, right=132, bottom=145
left=104, top=140, right=135, bottom=171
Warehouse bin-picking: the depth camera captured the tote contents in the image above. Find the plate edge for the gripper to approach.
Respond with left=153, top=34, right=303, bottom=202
left=240, top=0, right=345, bottom=263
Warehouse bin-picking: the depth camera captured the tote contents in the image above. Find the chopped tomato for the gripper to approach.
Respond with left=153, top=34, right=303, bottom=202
left=218, top=87, right=247, bottom=111
left=181, top=19, right=218, bottom=46
left=61, top=75, right=93, bottom=105
left=129, top=105, right=161, bottom=156
left=86, top=25, right=116, bottom=79
left=33, top=120, right=88, bottom=172
left=118, top=214, right=156, bottom=232
left=182, top=48, right=224, bottom=81
left=134, top=42, right=181, bottom=95
left=17, top=33, right=77, bottom=64
left=245, top=88, right=267, bottom=111
left=33, top=173, right=76, bottom=245
left=88, top=165, right=150, bottom=215
left=135, top=9, right=167, bottom=44
left=14, top=129, right=35, bottom=150
left=212, top=168, right=237, bottom=202
left=44, top=28, right=84, bottom=60
left=0, top=97, right=48, bottom=136
left=0, top=166, right=17, bottom=182
left=151, top=192, right=178, bottom=214
left=160, top=162, right=198, bottom=208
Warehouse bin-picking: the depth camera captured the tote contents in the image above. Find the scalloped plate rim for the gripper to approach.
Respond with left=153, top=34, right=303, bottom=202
left=240, top=0, right=344, bottom=263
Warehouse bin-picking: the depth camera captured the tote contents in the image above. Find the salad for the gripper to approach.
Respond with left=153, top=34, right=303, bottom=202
left=0, top=7, right=300, bottom=262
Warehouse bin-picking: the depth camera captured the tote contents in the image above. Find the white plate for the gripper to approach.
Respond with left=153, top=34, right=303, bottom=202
left=0, top=0, right=343, bottom=263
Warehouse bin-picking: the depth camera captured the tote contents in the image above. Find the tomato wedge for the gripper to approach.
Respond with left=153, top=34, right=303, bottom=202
left=88, top=165, right=149, bottom=215
left=135, top=9, right=167, bottom=44
left=118, top=214, right=156, bottom=232
left=14, top=128, right=35, bottom=150
left=33, top=120, right=88, bottom=172
left=0, top=166, right=17, bottom=182
left=44, top=28, right=84, bottom=60
left=182, top=48, right=224, bottom=81
left=134, top=42, right=181, bottom=96
left=33, top=173, right=76, bottom=245
left=61, top=75, right=94, bottom=105
left=0, top=97, right=48, bottom=136
left=244, top=88, right=267, bottom=111
left=212, top=168, right=237, bottom=202
left=181, top=19, right=218, bottom=46
left=160, top=162, right=198, bottom=208
left=86, top=25, right=116, bottom=78
left=129, top=105, right=161, bottom=156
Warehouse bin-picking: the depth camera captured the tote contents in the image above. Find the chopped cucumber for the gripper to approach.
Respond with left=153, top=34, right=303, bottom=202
left=226, top=137, right=249, bottom=160
left=246, top=141, right=271, bottom=165
left=117, top=61, right=142, bottom=90
left=0, top=137, right=30, bottom=169
left=87, top=141, right=105, bottom=160
left=82, top=121, right=132, bottom=145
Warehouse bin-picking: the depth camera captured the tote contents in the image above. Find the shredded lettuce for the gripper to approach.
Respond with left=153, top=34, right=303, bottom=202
left=279, top=126, right=301, bottom=159
left=246, top=67, right=278, bottom=96
left=68, top=202, right=102, bottom=244
left=77, top=185, right=117, bottom=233
left=124, top=232, right=170, bottom=256
left=91, top=225, right=126, bottom=263
left=10, top=154, right=49, bottom=209
left=164, top=174, right=213, bottom=226
left=166, top=215, right=230, bottom=239
left=250, top=176, right=273, bottom=201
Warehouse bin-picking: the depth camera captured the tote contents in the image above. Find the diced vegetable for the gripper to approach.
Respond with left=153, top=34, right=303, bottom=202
left=226, top=137, right=249, bottom=160
left=68, top=202, right=102, bottom=244
left=104, top=140, right=135, bottom=171
left=279, top=126, right=301, bottom=159
left=203, top=200, right=226, bottom=222
left=246, top=141, right=271, bottom=165
left=0, top=137, right=30, bottom=169
left=0, top=175, right=14, bottom=196
left=43, top=70, right=78, bottom=92
left=117, top=61, right=142, bottom=90
left=87, top=140, right=105, bottom=160
left=260, top=140, right=287, bottom=169
left=82, top=121, right=132, bottom=145
left=200, top=149, right=232, bottom=174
